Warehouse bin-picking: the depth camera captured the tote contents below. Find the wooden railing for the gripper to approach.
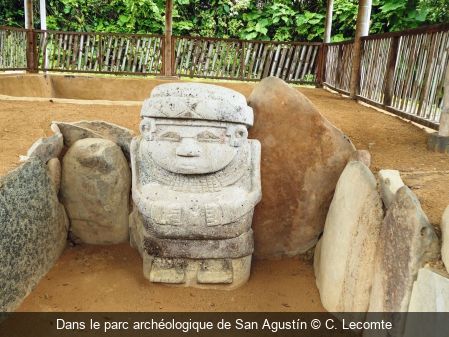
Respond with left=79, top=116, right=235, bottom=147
left=35, top=30, right=164, bottom=75
left=0, top=26, right=28, bottom=70
left=3, top=24, right=449, bottom=130
left=0, top=26, right=322, bottom=84
left=323, top=23, right=449, bottom=130
left=173, top=35, right=322, bottom=84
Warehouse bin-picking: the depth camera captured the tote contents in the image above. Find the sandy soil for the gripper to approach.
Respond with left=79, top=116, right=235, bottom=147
left=1, top=79, right=448, bottom=313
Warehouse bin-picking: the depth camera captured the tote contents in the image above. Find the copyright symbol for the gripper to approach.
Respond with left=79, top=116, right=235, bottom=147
left=311, top=319, right=321, bottom=329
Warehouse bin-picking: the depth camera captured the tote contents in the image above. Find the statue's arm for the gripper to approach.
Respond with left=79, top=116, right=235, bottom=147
left=206, top=140, right=262, bottom=226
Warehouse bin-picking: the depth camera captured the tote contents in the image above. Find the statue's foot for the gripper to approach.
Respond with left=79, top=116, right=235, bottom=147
left=197, top=259, right=233, bottom=284
left=149, top=257, right=187, bottom=283
left=143, top=254, right=252, bottom=290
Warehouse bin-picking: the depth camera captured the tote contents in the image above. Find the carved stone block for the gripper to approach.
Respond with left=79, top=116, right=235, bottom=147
left=131, top=83, right=261, bottom=289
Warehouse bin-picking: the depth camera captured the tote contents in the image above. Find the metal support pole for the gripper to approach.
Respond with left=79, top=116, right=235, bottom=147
left=324, top=0, right=334, bottom=44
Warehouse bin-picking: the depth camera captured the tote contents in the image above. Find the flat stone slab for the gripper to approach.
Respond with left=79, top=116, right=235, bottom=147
left=441, top=205, right=449, bottom=274
left=378, top=169, right=404, bottom=209
left=247, top=76, right=356, bottom=258
left=403, top=268, right=449, bottom=337
left=0, top=157, right=68, bottom=312
left=22, top=133, right=63, bottom=164
left=314, top=161, right=383, bottom=322
left=365, top=186, right=440, bottom=337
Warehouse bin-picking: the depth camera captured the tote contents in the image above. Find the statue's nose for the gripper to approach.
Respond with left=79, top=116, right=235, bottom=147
left=176, top=138, right=201, bottom=157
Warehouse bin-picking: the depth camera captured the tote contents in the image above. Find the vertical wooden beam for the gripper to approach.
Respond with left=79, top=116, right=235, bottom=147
left=349, top=0, right=372, bottom=99
left=324, top=0, right=334, bottom=44
left=438, top=65, right=449, bottom=136
left=383, top=36, right=399, bottom=107
left=24, top=0, right=38, bottom=73
left=164, top=0, right=173, bottom=76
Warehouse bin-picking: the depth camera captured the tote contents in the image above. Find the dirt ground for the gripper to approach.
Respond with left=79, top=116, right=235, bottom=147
left=1, top=78, right=449, bottom=313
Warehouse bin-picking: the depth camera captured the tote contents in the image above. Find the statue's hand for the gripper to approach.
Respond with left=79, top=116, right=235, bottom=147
left=151, top=203, right=182, bottom=226
left=205, top=203, right=224, bottom=227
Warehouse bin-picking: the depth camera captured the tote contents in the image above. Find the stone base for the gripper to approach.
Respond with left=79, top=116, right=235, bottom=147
left=429, top=133, right=449, bottom=153
left=143, top=253, right=251, bottom=290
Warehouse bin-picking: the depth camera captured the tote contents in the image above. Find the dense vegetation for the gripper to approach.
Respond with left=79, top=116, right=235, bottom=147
left=1, top=0, right=448, bottom=42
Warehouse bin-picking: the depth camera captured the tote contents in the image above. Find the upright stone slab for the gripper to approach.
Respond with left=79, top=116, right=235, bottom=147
left=247, top=76, right=355, bottom=258
left=314, top=161, right=383, bottom=321
left=60, top=138, right=131, bottom=244
left=131, top=83, right=261, bottom=289
left=378, top=169, right=404, bottom=209
left=46, top=158, right=61, bottom=194
left=22, top=133, right=63, bottom=164
left=348, top=149, right=371, bottom=168
left=54, top=120, right=135, bottom=161
left=403, top=268, right=449, bottom=337
left=0, top=157, right=68, bottom=312
left=441, top=205, right=449, bottom=274
left=365, top=186, right=440, bottom=337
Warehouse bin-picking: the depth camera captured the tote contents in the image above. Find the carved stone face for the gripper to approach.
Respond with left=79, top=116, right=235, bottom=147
left=140, top=119, right=248, bottom=174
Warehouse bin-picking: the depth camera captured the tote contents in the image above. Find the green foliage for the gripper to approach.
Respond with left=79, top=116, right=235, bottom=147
left=0, top=0, right=448, bottom=42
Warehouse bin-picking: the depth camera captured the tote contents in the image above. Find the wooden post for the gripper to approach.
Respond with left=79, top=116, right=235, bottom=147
left=24, top=0, right=38, bottom=73
left=383, top=36, right=399, bottom=107
left=349, top=0, right=372, bottom=99
left=438, top=65, right=449, bottom=136
left=164, top=0, right=173, bottom=76
left=324, top=0, right=334, bottom=44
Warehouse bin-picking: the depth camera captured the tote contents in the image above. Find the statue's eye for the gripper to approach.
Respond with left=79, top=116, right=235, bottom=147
left=159, top=132, right=181, bottom=142
left=196, top=131, right=221, bottom=142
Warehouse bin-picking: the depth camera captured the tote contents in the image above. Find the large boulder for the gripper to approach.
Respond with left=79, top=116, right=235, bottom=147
left=314, top=161, right=383, bottom=321
left=365, top=186, right=440, bottom=337
left=0, top=157, right=68, bottom=312
left=60, top=138, right=131, bottom=244
left=247, top=76, right=356, bottom=258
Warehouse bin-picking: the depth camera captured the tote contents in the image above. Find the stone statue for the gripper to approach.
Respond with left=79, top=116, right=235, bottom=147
left=130, top=83, right=261, bottom=289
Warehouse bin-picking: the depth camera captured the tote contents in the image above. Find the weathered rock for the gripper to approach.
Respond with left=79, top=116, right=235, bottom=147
left=378, top=169, right=404, bottom=209
left=53, top=120, right=135, bottom=161
left=23, top=133, right=63, bottom=164
left=50, top=122, right=61, bottom=134
left=441, top=205, right=449, bottom=274
left=60, top=138, right=131, bottom=244
left=348, top=149, right=371, bottom=167
left=314, top=161, right=383, bottom=322
left=0, top=157, right=68, bottom=312
left=132, top=83, right=261, bottom=289
left=365, top=186, right=440, bottom=337
left=247, top=76, right=355, bottom=258
left=403, top=268, right=449, bottom=337
left=46, top=158, right=61, bottom=194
